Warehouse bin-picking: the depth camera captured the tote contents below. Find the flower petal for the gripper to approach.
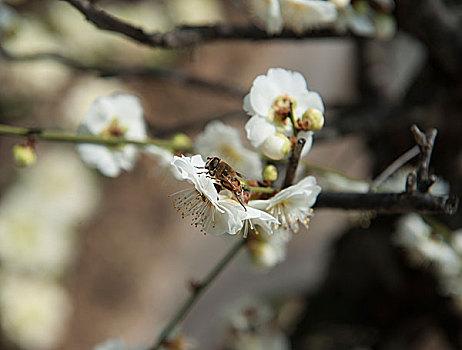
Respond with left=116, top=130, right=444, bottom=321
left=245, top=115, right=276, bottom=148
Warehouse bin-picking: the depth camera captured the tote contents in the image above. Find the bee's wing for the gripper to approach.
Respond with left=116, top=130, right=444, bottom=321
left=235, top=171, right=246, bottom=179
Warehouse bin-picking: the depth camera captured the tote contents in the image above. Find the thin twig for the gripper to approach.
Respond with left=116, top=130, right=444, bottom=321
left=62, top=0, right=350, bottom=49
left=370, top=145, right=420, bottom=191
left=315, top=192, right=458, bottom=215
left=283, top=137, right=306, bottom=188
left=411, top=124, right=438, bottom=192
left=0, top=45, right=245, bottom=98
left=150, top=239, right=246, bottom=350
left=0, top=124, right=176, bottom=149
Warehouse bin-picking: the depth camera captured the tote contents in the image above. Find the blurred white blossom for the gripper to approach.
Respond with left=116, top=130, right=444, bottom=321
left=0, top=0, right=19, bottom=39
left=247, top=0, right=337, bottom=34
left=77, top=93, right=147, bottom=177
left=61, top=77, right=130, bottom=128
left=0, top=274, right=72, bottom=350
left=168, top=0, right=224, bottom=25
left=221, top=296, right=289, bottom=350
left=93, top=339, right=144, bottom=350
left=1, top=17, right=70, bottom=96
left=195, top=121, right=263, bottom=180
left=394, top=214, right=462, bottom=295
left=50, top=1, right=173, bottom=64
left=245, top=230, right=290, bottom=270
left=280, top=0, right=337, bottom=33
left=247, top=0, right=283, bottom=34
left=0, top=202, right=74, bottom=277
left=0, top=148, right=99, bottom=276
left=377, top=166, right=450, bottom=195
left=334, top=0, right=396, bottom=39
left=318, top=172, right=369, bottom=193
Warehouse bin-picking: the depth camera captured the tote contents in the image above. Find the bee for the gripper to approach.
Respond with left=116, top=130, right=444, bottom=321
left=204, top=157, right=247, bottom=211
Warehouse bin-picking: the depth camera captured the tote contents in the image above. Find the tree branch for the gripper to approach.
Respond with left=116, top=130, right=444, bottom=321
left=411, top=124, right=437, bottom=193
left=62, top=0, right=349, bottom=49
left=0, top=45, right=245, bottom=98
left=0, top=124, right=176, bottom=149
left=150, top=239, right=246, bottom=350
left=315, top=192, right=458, bottom=215
left=283, top=137, right=306, bottom=188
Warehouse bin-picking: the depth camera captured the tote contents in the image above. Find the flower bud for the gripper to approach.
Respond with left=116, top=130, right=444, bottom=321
left=260, top=134, right=291, bottom=160
left=12, top=144, right=36, bottom=167
left=262, top=165, right=278, bottom=182
left=248, top=240, right=279, bottom=270
left=302, top=108, right=324, bottom=131
left=172, top=133, right=192, bottom=150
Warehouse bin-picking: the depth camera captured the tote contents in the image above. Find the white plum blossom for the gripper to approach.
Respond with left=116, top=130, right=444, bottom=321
left=0, top=274, right=72, bottom=350
left=241, top=205, right=280, bottom=238
left=171, top=155, right=277, bottom=236
left=194, top=121, right=263, bottom=180
left=247, top=0, right=337, bottom=34
left=244, top=68, right=324, bottom=159
left=77, top=93, right=147, bottom=177
left=250, top=176, right=321, bottom=234
left=171, top=155, right=247, bottom=235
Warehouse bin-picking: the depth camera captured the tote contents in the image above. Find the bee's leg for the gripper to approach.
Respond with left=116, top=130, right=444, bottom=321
left=221, top=180, right=247, bottom=211
left=235, top=195, right=247, bottom=211
left=213, top=182, right=223, bottom=193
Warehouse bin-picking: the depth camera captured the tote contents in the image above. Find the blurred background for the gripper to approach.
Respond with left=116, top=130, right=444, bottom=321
left=0, top=0, right=461, bottom=349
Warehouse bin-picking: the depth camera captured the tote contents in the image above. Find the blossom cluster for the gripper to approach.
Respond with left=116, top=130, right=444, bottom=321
left=0, top=149, right=100, bottom=350
left=247, top=0, right=396, bottom=39
left=394, top=214, right=462, bottom=301
left=74, top=68, right=323, bottom=272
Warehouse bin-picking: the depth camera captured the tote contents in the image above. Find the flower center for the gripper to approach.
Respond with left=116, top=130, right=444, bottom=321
left=269, top=95, right=297, bottom=124
left=100, top=118, right=128, bottom=150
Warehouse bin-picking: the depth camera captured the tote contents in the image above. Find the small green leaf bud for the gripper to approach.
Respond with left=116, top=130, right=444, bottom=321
left=262, top=165, right=278, bottom=182
left=172, top=133, right=192, bottom=150
left=12, top=144, right=36, bottom=167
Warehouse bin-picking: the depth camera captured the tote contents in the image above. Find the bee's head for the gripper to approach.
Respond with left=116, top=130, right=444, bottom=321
left=205, top=157, right=220, bottom=171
